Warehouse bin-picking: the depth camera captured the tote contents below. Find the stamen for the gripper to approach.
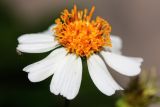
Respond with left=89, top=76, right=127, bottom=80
left=74, top=5, right=78, bottom=20
left=54, top=5, right=112, bottom=57
left=87, top=6, right=95, bottom=21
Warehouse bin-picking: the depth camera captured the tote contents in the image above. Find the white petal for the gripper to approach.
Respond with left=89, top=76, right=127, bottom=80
left=87, top=54, right=123, bottom=96
left=24, top=48, right=67, bottom=82
left=23, top=48, right=67, bottom=72
left=129, top=57, right=144, bottom=62
left=111, top=35, right=122, bottom=51
left=43, top=24, right=56, bottom=35
left=50, top=54, right=82, bottom=100
left=104, top=35, right=122, bottom=54
left=17, top=42, right=58, bottom=53
left=101, top=51, right=143, bottom=76
left=18, top=33, right=55, bottom=44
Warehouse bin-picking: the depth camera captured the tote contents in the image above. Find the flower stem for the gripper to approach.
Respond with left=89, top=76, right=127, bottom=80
left=64, top=99, right=70, bottom=107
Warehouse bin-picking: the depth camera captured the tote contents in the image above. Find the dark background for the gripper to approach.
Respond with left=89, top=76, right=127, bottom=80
left=0, top=0, right=160, bottom=107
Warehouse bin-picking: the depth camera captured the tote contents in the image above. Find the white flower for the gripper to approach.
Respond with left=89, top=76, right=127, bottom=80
left=17, top=5, right=143, bottom=100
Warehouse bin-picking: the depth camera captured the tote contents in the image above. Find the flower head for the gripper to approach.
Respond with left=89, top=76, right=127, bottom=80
left=17, top=5, right=143, bottom=100
left=55, top=5, right=111, bottom=57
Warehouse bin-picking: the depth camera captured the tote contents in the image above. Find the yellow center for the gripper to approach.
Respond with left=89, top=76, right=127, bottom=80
left=54, top=5, right=112, bottom=57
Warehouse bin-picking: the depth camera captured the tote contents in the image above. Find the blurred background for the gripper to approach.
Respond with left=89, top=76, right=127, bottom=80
left=0, top=0, right=160, bottom=107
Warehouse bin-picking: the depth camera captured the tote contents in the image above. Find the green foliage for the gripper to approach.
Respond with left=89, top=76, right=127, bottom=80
left=116, top=68, right=160, bottom=107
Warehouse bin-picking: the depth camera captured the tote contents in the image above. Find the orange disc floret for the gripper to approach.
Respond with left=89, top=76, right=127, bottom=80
left=54, top=5, right=112, bottom=57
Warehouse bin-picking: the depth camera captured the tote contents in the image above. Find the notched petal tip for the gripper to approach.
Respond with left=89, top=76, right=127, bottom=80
left=16, top=45, right=25, bottom=53
left=28, top=73, right=37, bottom=82
left=16, top=47, right=23, bottom=55
left=101, top=51, right=143, bottom=77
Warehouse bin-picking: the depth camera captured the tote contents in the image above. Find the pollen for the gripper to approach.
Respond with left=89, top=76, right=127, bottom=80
left=54, top=5, right=112, bottom=57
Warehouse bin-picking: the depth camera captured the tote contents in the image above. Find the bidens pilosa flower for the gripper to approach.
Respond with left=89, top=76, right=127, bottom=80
left=17, top=5, right=143, bottom=100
